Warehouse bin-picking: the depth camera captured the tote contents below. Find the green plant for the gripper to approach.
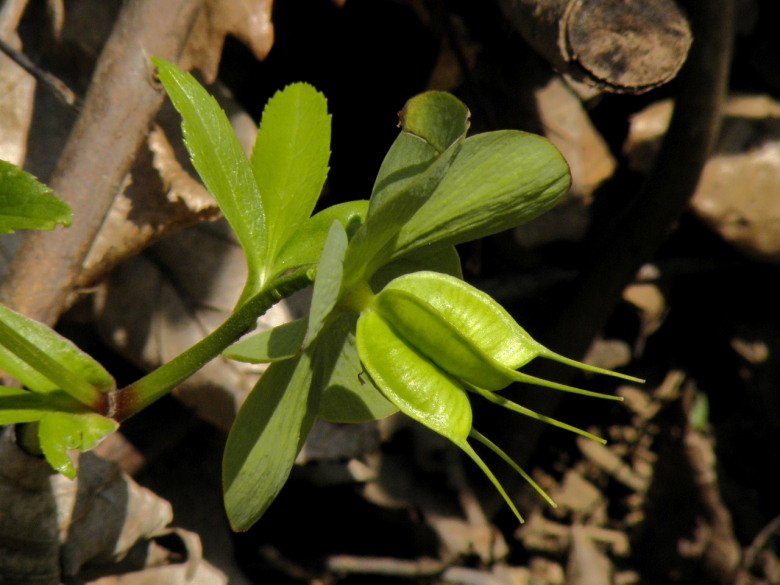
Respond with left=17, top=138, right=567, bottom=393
left=0, top=58, right=641, bottom=531
left=0, top=159, right=73, bottom=234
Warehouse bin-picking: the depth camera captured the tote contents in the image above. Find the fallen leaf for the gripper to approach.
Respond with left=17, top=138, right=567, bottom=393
left=182, top=0, right=275, bottom=83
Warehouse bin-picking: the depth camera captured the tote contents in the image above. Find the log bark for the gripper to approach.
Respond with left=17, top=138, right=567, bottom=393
left=498, top=0, right=692, bottom=93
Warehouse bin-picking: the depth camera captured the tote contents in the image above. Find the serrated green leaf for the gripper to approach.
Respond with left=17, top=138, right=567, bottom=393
left=305, top=221, right=348, bottom=344
left=0, top=159, right=73, bottom=234
left=38, top=411, right=118, bottom=479
left=315, top=312, right=397, bottom=423
left=272, top=200, right=368, bottom=279
left=391, top=131, right=571, bottom=259
left=152, top=58, right=267, bottom=301
left=223, top=317, right=308, bottom=364
left=223, top=350, right=320, bottom=531
left=0, top=304, right=115, bottom=407
left=252, top=83, right=330, bottom=269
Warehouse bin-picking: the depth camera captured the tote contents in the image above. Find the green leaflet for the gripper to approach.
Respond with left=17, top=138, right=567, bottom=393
left=369, top=91, right=470, bottom=212
left=153, top=58, right=268, bottom=301
left=0, top=159, right=73, bottom=234
left=305, top=221, right=348, bottom=344
left=0, top=305, right=119, bottom=476
left=223, top=318, right=308, bottom=364
left=272, top=200, right=368, bottom=279
left=342, top=92, right=470, bottom=289
left=0, top=386, right=47, bottom=425
left=252, top=83, right=331, bottom=276
left=314, top=312, right=397, bottom=423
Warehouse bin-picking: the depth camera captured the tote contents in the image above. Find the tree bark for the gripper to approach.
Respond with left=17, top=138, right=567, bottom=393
left=0, top=0, right=202, bottom=326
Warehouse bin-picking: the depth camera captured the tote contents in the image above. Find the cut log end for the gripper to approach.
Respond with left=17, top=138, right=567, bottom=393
left=564, top=0, right=693, bottom=93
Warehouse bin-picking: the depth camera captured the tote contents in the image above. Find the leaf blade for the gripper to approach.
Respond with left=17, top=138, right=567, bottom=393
left=153, top=58, right=267, bottom=298
left=222, top=351, right=319, bottom=531
left=252, top=83, right=331, bottom=265
left=0, top=159, right=73, bottom=233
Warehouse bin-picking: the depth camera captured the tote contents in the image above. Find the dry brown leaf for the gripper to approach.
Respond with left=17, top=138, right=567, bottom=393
left=514, top=77, right=616, bottom=249
left=182, top=0, right=275, bottom=83
left=78, top=120, right=221, bottom=288
left=0, top=429, right=210, bottom=584
left=566, top=525, right=614, bottom=585
left=0, top=0, right=36, bottom=165
left=625, top=95, right=780, bottom=263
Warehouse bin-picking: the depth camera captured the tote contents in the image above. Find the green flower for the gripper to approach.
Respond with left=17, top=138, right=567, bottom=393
left=355, top=271, right=641, bottom=522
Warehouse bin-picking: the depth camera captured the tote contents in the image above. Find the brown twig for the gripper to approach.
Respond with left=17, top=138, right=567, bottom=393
left=0, top=0, right=203, bottom=326
left=0, top=35, right=81, bottom=110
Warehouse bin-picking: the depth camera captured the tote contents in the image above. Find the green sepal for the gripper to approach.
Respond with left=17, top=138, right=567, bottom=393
left=0, top=159, right=73, bottom=233
left=342, top=92, right=470, bottom=288
left=391, top=131, right=572, bottom=261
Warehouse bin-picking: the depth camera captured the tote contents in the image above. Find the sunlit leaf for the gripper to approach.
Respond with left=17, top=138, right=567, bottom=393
left=153, top=58, right=267, bottom=300
left=391, top=131, right=571, bottom=259
left=252, top=83, right=330, bottom=270
left=0, top=159, right=73, bottom=234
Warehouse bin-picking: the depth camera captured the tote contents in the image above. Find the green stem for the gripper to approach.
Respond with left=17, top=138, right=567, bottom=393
left=109, top=268, right=315, bottom=421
